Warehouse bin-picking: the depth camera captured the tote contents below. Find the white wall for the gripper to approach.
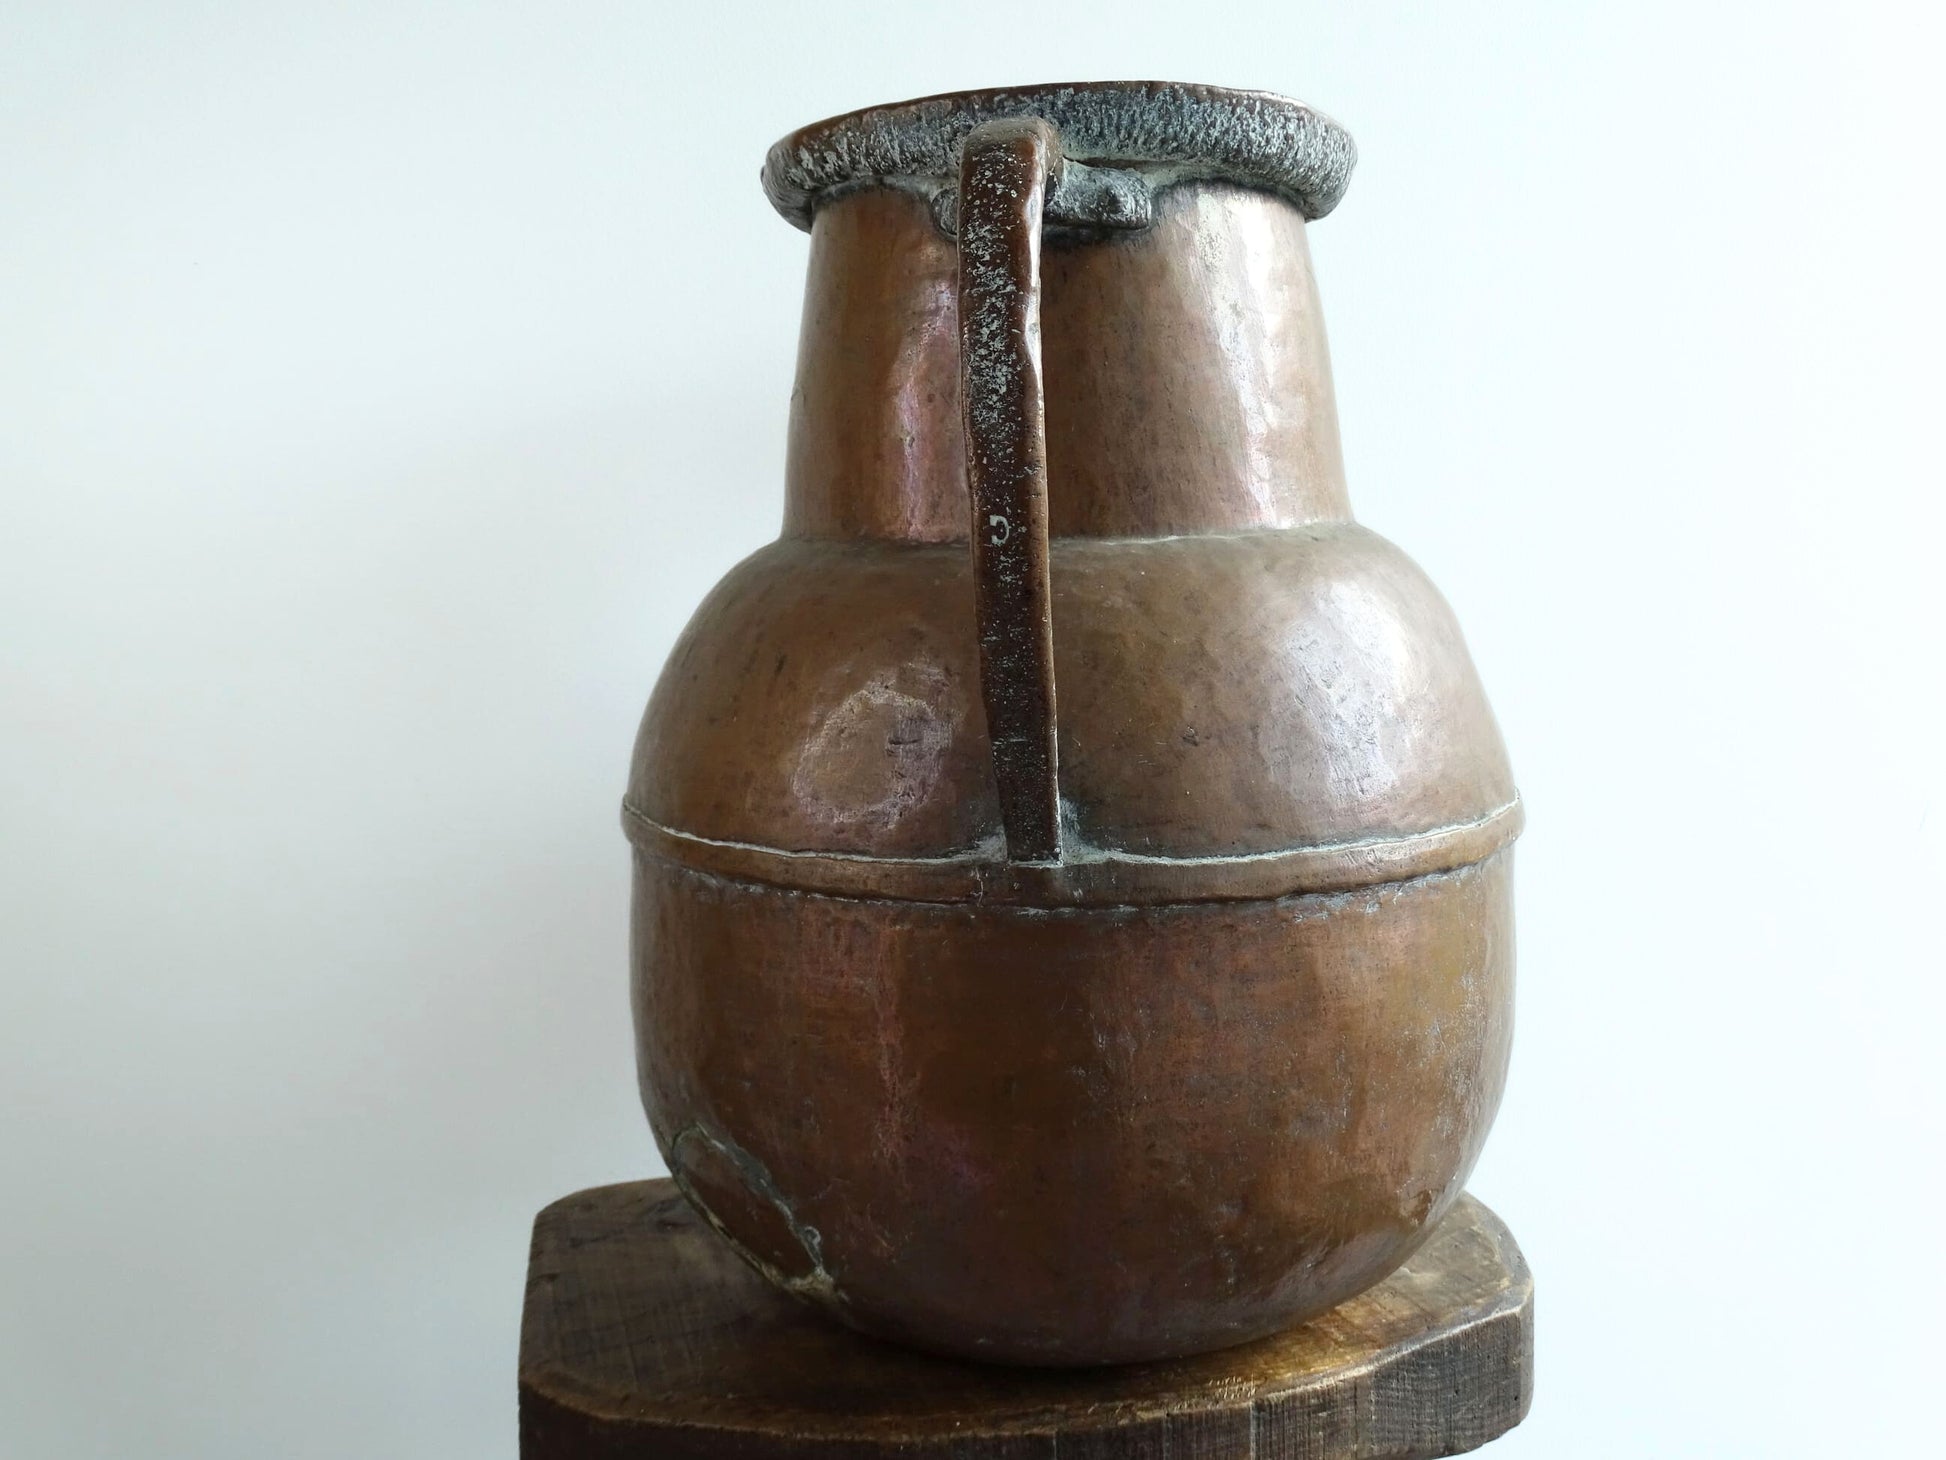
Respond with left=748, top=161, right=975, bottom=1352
left=4, top=3, right=1940, bottom=1455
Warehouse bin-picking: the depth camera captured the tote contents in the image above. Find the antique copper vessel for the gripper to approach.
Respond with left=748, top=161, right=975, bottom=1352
left=625, top=82, right=1519, bottom=1366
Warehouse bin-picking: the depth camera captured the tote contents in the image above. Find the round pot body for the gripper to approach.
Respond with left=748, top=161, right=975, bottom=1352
left=625, top=83, right=1519, bottom=1365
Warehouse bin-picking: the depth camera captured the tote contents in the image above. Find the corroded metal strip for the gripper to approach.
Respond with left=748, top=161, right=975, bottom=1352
left=621, top=798, right=1523, bottom=907
left=959, top=119, right=1063, bottom=866
left=763, top=81, right=1356, bottom=231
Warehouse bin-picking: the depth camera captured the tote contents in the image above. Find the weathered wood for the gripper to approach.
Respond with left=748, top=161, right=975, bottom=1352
left=519, top=1180, right=1532, bottom=1459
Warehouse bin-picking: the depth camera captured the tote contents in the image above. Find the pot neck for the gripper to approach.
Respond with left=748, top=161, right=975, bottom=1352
left=781, top=180, right=1352, bottom=543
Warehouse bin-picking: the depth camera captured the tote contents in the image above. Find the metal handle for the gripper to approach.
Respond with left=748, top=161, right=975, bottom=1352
left=958, top=118, right=1063, bottom=866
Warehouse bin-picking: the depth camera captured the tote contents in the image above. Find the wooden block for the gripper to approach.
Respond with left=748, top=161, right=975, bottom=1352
left=519, top=1181, right=1532, bottom=1458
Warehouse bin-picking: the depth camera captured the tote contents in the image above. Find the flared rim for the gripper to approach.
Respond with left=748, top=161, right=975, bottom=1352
left=761, top=80, right=1356, bottom=231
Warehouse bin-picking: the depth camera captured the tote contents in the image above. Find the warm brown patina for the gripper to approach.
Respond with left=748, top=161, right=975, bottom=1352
left=624, top=82, right=1519, bottom=1366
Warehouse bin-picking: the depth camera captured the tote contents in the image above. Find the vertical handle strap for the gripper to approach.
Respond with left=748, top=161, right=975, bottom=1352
left=958, top=118, right=1063, bottom=865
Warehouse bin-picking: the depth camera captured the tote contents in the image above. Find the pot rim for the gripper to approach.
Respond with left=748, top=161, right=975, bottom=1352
left=761, top=80, right=1356, bottom=232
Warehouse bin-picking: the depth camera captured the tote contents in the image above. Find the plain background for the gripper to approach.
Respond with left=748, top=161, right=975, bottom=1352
left=5, top=2, right=1942, bottom=1455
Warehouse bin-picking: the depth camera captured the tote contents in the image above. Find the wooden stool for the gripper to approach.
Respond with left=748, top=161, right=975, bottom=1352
left=519, top=1180, right=1532, bottom=1458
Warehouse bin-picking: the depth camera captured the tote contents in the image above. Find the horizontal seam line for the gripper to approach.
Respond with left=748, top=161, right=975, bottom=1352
left=620, top=798, right=1521, bottom=870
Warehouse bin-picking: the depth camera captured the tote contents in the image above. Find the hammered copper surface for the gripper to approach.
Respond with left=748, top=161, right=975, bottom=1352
left=629, top=530, right=1514, bottom=875
left=782, top=184, right=1351, bottom=543
left=624, top=83, right=1520, bottom=1366
left=635, top=851, right=1513, bottom=1364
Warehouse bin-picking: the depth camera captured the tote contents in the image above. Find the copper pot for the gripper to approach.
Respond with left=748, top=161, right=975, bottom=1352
left=624, top=82, right=1519, bottom=1366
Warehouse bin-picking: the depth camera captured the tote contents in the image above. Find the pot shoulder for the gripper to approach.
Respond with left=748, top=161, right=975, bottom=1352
left=626, top=525, right=1515, bottom=868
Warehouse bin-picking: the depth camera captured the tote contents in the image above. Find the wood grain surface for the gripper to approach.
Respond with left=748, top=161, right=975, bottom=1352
left=519, top=1180, right=1532, bottom=1458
